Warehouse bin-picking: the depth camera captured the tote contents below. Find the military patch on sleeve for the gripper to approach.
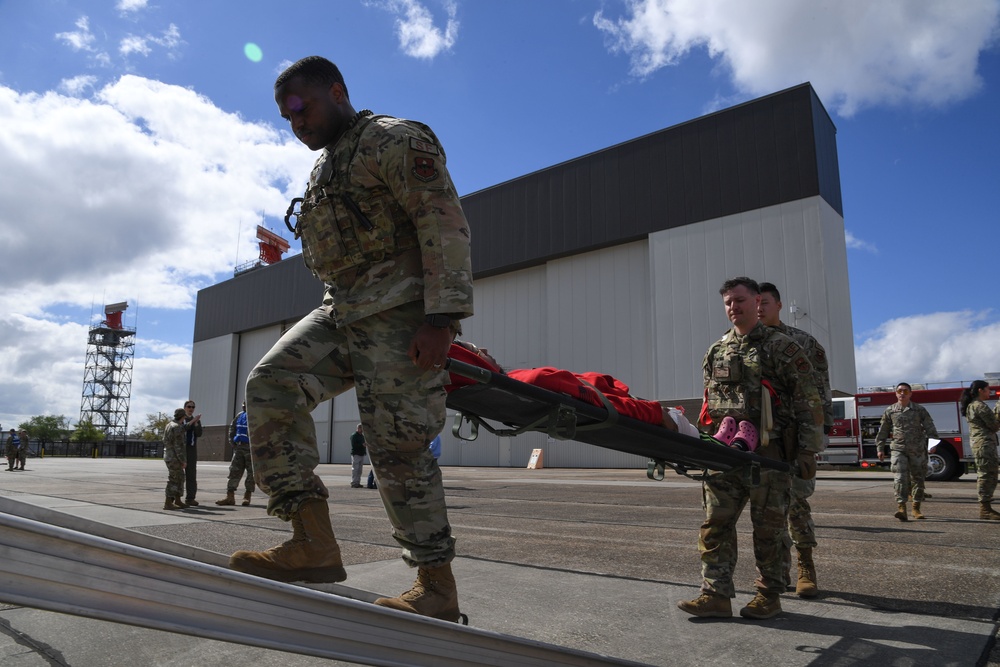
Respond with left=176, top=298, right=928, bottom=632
left=782, top=342, right=801, bottom=358
left=795, top=357, right=811, bottom=374
left=714, top=367, right=730, bottom=379
left=409, top=136, right=440, bottom=155
left=412, top=156, right=439, bottom=182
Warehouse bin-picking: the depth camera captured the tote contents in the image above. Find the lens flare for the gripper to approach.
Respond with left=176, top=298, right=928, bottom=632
left=244, top=43, right=263, bottom=63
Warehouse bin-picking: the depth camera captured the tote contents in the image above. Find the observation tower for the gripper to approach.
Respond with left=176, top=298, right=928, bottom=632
left=79, top=301, right=135, bottom=439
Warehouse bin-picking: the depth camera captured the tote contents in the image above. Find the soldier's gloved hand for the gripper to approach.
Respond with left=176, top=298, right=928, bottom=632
left=797, top=450, right=817, bottom=480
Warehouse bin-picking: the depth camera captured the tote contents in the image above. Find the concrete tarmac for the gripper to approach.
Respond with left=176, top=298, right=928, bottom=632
left=1, top=458, right=999, bottom=666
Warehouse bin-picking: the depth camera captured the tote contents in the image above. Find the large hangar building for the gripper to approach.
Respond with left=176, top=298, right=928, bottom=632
left=190, top=82, right=856, bottom=468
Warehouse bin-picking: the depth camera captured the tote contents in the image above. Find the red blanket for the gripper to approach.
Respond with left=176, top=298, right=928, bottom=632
left=447, top=344, right=664, bottom=426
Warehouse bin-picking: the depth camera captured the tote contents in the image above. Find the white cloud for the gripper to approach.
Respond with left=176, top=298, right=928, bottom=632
left=154, top=24, right=181, bottom=50
left=55, top=16, right=97, bottom=52
left=855, top=311, right=1000, bottom=388
left=845, top=230, right=878, bottom=253
left=0, top=76, right=313, bottom=429
left=117, top=0, right=149, bottom=13
left=120, top=35, right=152, bottom=57
left=59, top=75, right=98, bottom=96
left=370, top=0, right=459, bottom=59
left=121, top=24, right=181, bottom=57
left=594, top=0, right=1000, bottom=116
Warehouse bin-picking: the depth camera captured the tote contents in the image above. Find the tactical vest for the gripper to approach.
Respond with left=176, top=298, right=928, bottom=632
left=234, top=412, right=249, bottom=444
left=288, top=113, right=419, bottom=282
left=706, top=332, right=767, bottom=423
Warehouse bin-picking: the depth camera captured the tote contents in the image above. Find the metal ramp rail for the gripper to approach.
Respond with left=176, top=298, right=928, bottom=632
left=0, top=496, right=648, bottom=667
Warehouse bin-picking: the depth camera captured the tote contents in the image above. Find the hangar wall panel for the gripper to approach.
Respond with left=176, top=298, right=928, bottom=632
left=189, top=335, right=238, bottom=426
left=649, top=195, right=857, bottom=402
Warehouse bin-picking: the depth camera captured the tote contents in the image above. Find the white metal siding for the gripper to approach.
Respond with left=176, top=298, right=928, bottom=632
left=649, top=195, right=857, bottom=401
left=188, top=335, right=238, bottom=426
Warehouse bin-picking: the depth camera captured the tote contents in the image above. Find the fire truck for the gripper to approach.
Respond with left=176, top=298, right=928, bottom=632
left=822, top=385, right=1000, bottom=481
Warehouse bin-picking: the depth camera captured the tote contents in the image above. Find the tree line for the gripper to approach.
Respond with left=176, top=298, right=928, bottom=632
left=4, top=413, right=172, bottom=445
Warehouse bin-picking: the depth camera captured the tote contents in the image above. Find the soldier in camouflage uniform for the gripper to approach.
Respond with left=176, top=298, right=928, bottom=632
left=216, top=401, right=255, bottom=506
left=15, top=430, right=28, bottom=470
left=758, top=282, right=831, bottom=598
left=162, top=409, right=189, bottom=510
left=677, top=277, right=823, bottom=621
left=876, top=382, right=939, bottom=521
left=229, top=56, right=474, bottom=624
left=5, top=428, right=19, bottom=471
left=960, top=381, right=1000, bottom=520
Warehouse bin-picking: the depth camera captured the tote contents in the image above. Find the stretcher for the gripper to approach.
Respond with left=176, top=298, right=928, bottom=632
left=444, top=358, right=790, bottom=480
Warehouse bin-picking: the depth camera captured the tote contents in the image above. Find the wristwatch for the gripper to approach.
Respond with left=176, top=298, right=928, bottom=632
left=424, top=313, right=452, bottom=329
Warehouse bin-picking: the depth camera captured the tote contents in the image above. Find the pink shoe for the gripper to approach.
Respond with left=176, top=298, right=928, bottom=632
left=730, top=421, right=759, bottom=452
left=712, top=416, right=738, bottom=445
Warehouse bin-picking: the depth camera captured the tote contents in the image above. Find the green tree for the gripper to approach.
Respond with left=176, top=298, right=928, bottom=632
left=131, top=412, right=171, bottom=441
left=70, top=417, right=106, bottom=443
left=18, top=415, right=70, bottom=446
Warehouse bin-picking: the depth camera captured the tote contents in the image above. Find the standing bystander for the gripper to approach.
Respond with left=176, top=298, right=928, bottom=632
left=758, top=282, right=831, bottom=598
left=5, top=428, right=19, bottom=471
left=876, top=383, right=939, bottom=521
left=350, top=424, right=366, bottom=488
left=162, top=409, right=189, bottom=510
left=960, top=381, right=1000, bottom=520
left=229, top=56, right=474, bottom=624
left=216, top=401, right=255, bottom=506
left=677, top=277, right=823, bottom=621
left=181, top=400, right=203, bottom=506
left=16, top=430, right=28, bottom=470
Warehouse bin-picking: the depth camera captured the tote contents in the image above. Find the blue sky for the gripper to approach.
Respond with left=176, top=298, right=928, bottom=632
left=1, top=0, right=999, bottom=428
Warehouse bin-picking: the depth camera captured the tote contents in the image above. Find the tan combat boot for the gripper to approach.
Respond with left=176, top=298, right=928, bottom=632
left=242, top=491, right=253, bottom=506
left=739, top=591, right=782, bottom=619
left=216, top=491, right=236, bottom=506
left=164, top=496, right=176, bottom=510
left=979, top=502, right=1000, bottom=520
left=912, top=502, right=925, bottom=520
left=795, top=548, right=818, bottom=598
left=229, top=498, right=346, bottom=583
left=374, top=563, right=464, bottom=622
left=172, top=497, right=189, bottom=509
left=894, top=503, right=908, bottom=522
left=676, top=592, right=732, bottom=618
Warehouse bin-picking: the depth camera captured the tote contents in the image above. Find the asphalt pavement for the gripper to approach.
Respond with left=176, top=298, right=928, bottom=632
left=1, top=458, right=999, bottom=666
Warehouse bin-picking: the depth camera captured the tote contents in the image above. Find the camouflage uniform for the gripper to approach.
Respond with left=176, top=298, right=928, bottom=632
left=225, top=410, right=254, bottom=494
left=699, top=321, right=824, bottom=598
left=772, top=323, right=831, bottom=581
left=5, top=432, right=19, bottom=471
left=182, top=417, right=203, bottom=503
left=966, top=400, right=1000, bottom=504
left=16, top=431, right=27, bottom=469
left=162, top=418, right=187, bottom=499
left=875, top=402, right=938, bottom=503
left=248, top=112, right=473, bottom=567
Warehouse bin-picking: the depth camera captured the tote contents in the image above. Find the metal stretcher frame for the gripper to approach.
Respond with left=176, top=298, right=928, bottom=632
left=444, top=358, right=790, bottom=479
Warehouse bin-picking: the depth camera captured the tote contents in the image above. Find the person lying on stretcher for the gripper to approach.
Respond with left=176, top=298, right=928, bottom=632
left=445, top=340, right=758, bottom=452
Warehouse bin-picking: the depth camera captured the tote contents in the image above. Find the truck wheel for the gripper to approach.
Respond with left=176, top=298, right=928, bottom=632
left=927, top=446, right=959, bottom=482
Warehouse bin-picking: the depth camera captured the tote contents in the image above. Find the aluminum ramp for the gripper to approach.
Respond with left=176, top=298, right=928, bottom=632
left=0, top=497, right=649, bottom=667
